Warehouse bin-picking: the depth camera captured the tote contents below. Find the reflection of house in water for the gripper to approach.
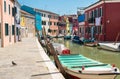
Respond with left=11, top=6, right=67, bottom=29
left=20, top=10, right=35, bottom=38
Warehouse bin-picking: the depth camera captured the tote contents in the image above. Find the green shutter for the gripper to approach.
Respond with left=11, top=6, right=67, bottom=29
left=5, top=23, right=9, bottom=36
left=12, top=25, right=15, bottom=35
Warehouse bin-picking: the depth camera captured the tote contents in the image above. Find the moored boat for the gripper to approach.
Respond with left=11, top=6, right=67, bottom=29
left=52, top=43, right=70, bottom=55
left=57, top=54, right=120, bottom=79
left=84, top=42, right=98, bottom=47
left=98, top=43, right=120, bottom=52
left=72, top=36, right=84, bottom=44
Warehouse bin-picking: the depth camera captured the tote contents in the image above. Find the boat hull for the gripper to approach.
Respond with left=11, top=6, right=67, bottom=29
left=98, top=43, right=120, bottom=52
left=66, top=69, right=117, bottom=79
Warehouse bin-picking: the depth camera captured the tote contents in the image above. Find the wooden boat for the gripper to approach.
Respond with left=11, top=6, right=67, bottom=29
left=57, top=54, right=120, bottom=79
left=84, top=42, right=98, bottom=47
left=98, top=43, right=120, bottom=52
left=52, top=43, right=70, bottom=55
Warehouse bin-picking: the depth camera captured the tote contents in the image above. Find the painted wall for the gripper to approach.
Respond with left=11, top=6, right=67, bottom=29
left=41, top=12, right=49, bottom=33
left=20, top=11, right=35, bottom=38
left=49, top=14, right=59, bottom=36
left=105, top=3, right=120, bottom=41
left=15, top=1, right=21, bottom=42
left=84, top=1, right=120, bottom=41
left=0, top=5, right=1, bottom=39
left=1, top=0, right=15, bottom=47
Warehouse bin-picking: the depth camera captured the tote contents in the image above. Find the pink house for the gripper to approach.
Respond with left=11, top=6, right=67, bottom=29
left=0, top=0, right=15, bottom=47
left=49, top=13, right=59, bottom=36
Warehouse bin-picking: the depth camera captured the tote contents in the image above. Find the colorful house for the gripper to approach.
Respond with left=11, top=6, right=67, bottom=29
left=35, top=9, right=59, bottom=36
left=84, top=0, right=120, bottom=41
left=78, top=14, right=85, bottom=37
left=14, top=0, right=21, bottom=42
left=20, top=10, right=35, bottom=38
left=49, top=13, right=59, bottom=36
left=0, top=0, right=16, bottom=47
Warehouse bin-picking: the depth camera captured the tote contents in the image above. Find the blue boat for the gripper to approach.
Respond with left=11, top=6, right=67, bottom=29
left=72, top=36, right=83, bottom=44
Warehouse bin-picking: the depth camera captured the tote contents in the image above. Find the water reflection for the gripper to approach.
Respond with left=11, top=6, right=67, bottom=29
left=53, top=38, right=120, bottom=79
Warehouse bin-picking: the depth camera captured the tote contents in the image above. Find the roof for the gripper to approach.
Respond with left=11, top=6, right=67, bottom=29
left=84, top=0, right=101, bottom=10
left=20, top=10, right=34, bottom=17
left=85, top=0, right=120, bottom=11
left=35, top=8, right=59, bottom=16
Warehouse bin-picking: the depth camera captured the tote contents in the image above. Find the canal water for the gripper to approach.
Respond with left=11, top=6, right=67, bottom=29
left=52, top=38, right=120, bottom=79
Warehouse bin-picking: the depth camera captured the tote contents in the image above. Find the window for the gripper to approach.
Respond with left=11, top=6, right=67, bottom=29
left=96, top=8, right=98, bottom=17
left=91, top=10, right=94, bottom=18
left=99, top=7, right=103, bottom=17
left=16, top=27, right=19, bottom=35
left=94, top=9, right=97, bottom=17
left=44, top=14, right=46, bottom=17
left=85, top=13, right=87, bottom=21
left=4, top=1, right=6, bottom=12
left=9, top=5, right=10, bottom=14
left=98, top=26, right=102, bottom=34
left=12, top=7, right=14, bottom=16
left=42, top=21, right=46, bottom=25
left=54, top=22, right=56, bottom=25
left=12, top=25, right=15, bottom=35
left=89, top=11, right=91, bottom=18
left=5, top=23, right=9, bottom=35
left=41, top=13, right=43, bottom=16
left=50, top=22, right=52, bottom=25
left=48, top=15, right=51, bottom=18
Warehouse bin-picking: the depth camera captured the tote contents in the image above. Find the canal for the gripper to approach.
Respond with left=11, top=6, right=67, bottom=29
left=52, top=38, right=120, bottom=79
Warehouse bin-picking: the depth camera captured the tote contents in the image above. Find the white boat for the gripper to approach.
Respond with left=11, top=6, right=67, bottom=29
left=52, top=43, right=70, bottom=55
left=98, top=43, right=120, bottom=52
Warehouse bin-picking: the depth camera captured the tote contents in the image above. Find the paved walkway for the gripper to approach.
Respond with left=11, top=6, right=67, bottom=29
left=0, top=37, right=65, bottom=79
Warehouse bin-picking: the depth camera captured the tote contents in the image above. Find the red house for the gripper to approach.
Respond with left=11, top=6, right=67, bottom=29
left=84, top=0, right=120, bottom=41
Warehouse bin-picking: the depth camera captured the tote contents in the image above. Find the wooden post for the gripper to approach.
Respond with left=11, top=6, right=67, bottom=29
left=48, top=42, right=70, bottom=79
left=114, top=33, right=120, bottom=45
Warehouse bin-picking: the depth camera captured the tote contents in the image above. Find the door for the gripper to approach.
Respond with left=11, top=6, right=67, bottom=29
left=91, top=26, right=95, bottom=40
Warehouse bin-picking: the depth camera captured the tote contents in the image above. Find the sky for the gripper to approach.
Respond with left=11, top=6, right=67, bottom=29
left=18, top=0, right=99, bottom=15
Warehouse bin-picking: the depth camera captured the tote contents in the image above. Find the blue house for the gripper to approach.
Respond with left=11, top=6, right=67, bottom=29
left=78, top=14, right=85, bottom=37
left=21, top=5, right=42, bottom=31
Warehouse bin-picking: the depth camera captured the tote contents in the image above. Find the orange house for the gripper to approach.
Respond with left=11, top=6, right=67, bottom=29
left=49, top=13, right=59, bottom=36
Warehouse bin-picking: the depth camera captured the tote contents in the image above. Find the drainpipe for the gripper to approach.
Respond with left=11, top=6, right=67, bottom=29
left=103, top=0, right=106, bottom=41
left=14, top=1, right=17, bottom=43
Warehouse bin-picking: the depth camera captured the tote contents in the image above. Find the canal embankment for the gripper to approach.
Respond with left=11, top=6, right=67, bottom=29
left=0, top=37, right=65, bottom=79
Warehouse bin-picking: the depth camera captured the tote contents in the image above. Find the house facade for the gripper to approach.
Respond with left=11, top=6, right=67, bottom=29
left=20, top=10, right=35, bottom=38
left=35, top=9, right=50, bottom=34
left=78, top=14, right=85, bottom=37
left=49, top=13, right=59, bottom=36
left=0, top=3, right=1, bottom=39
left=84, top=0, right=120, bottom=41
left=0, top=0, right=16, bottom=47
left=35, top=9, right=59, bottom=36
left=14, top=0, right=21, bottom=41
left=58, top=15, right=78, bottom=36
